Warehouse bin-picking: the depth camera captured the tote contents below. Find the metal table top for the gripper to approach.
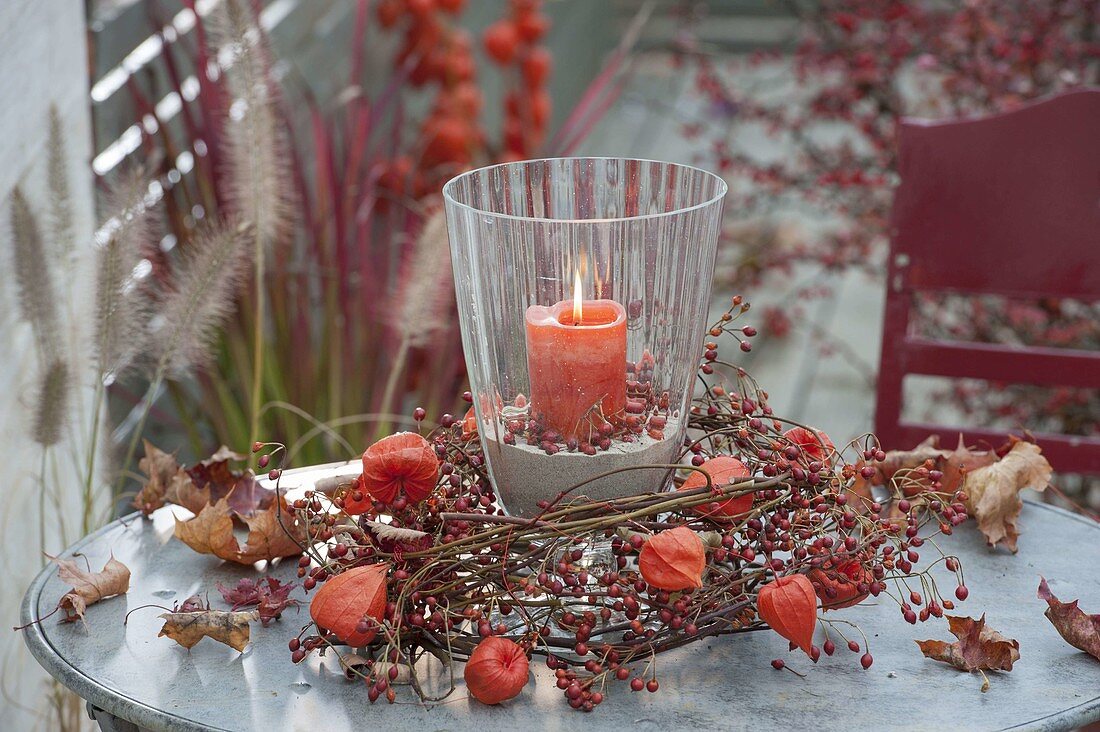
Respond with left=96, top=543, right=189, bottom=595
left=20, top=462, right=1100, bottom=731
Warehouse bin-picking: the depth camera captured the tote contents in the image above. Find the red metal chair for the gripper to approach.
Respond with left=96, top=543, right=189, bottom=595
left=874, top=89, right=1100, bottom=473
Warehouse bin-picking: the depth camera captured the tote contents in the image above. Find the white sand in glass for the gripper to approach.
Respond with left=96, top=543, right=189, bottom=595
left=483, top=417, right=683, bottom=519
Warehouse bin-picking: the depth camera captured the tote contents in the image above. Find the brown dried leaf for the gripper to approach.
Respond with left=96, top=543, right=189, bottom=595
left=363, top=520, right=430, bottom=543
left=165, top=469, right=212, bottom=515
left=216, top=577, right=298, bottom=626
left=916, top=614, right=1020, bottom=677
left=841, top=462, right=876, bottom=515
left=174, top=498, right=305, bottom=565
left=185, top=446, right=273, bottom=517
left=157, top=609, right=258, bottom=651
left=337, top=651, right=372, bottom=681
left=874, top=435, right=945, bottom=486
left=940, top=436, right=997, bottom=496
left=236, top=502, right=307, bottom=563
left=175, top=499, right=240, bottom=558
left=1038, top=577, right=1100, bottom=661
left=871, top=435, right=996, bottom=497
left=962, top=441, right=1051, bottom=552
left=133, top=441, right=181, bottom=515
left=55, top=555, right=131, bottom=622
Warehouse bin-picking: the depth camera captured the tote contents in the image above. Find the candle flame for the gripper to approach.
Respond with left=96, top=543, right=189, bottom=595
left=572, top=270, right=583, bottom=325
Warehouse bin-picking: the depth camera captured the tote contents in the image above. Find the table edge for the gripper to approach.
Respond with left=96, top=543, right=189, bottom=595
left=20, top=500, right=1100, bottom=732
left=21, top=514, right=228, bottom=732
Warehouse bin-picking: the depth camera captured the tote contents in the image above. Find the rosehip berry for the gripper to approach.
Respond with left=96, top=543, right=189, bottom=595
left=771, top=659, right=785, bottom=670
left=860, top=653, right=874, bottom=669
left=955, top=585, right=969, bottom=600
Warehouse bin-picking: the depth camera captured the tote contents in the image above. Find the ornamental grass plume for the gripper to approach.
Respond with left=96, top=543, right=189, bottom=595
left=151, top=219, right=250, bottom=375
left=210, top=0, right=294, bottom=458
left=7, top=187, right=60, bottom=359
left=32, top=360, right=70, bottom=448
left=392, top=211, right=453, bottom=349
left=376, top=211, right=454, bottom=432
left=95, top=169, right=155, bottom=379
left=212, top=0, right=292, bottom=247
left=114, top=219, right=250, bottom=499
left=46, top=105, right=75, bottom=268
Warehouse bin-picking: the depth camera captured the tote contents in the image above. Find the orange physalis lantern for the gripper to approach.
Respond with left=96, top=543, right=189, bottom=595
left=679, top=456, right=753, bottom=518
left=309, top=563, right=389, bottom=647
left=638, top=526, right=706, bottom=591
left=464, top=636, right=530, bottom=705
left=757, top=574, right=818, bottom=656
left=361, top=432, right=440, bottom=505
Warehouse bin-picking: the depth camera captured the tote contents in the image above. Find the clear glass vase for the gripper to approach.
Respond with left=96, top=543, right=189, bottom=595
left=443, top=158, right=727, bottom=518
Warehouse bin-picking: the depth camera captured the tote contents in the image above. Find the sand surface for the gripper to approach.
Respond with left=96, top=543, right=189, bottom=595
left=482, top=419, right=683, bottom=518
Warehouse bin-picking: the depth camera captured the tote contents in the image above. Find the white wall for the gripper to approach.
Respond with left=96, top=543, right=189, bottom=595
left=1, top=2, right=100, bottom=730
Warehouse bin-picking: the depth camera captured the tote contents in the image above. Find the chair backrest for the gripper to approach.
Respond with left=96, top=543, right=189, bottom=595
left=875, top=89, right=1100, bottom=473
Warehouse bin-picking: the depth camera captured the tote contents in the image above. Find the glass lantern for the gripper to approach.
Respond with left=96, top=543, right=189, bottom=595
left=443, top=158, right=726, bottom=517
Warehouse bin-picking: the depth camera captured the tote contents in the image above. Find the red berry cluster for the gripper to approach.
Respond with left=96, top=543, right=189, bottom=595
left=483, top=0, right=553, bottom=159
left=374, top=0, right=483, bottom=199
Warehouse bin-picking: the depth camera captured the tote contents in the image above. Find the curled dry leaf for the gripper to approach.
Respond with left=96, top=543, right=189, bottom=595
left=363, top=520, right=430, bottom=543
left=216, top=577, right=298, bottom=626
left=55, top=555, right=131, bottom=622
left=175, top=498, right=306, bottom=565
left=1037, top=577, right=1100, bottom=661
left=158, top=609, right=259, bottom=652
left=135, top=442, right=275, bottom=517
left=338, top=651, right=373, bottom=681
left=916, top=614, right=1019, bottom=690
left=963, top=441, right=1051, bottom=552
left=868, top=436, right=1049, bottom=551
left=133, top=441, right=180, bottom=515
left=873, top=435, right=996, bottom=497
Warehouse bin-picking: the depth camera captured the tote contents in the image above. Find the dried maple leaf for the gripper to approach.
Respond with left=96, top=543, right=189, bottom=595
left=133, top=441, right=181, bottom=515
left=185, top=446, right=274, bottom=517
left=871, top=436, right=945, bottom=486
left=158, top=609, right=258, bottom=652
left=1037, top=577, right=1100, bottom=661
left=176, top=594, right=208, bottom=613
left=939, top=437, right=997, bottom=496
left=54, top=555, right=131, bottom=622
left=175, top=498, right=305, bottom=565
left=216, top=577, right=298, bottom=626
left=237, top=502, right=307, bottom=563
left=164, top=469, right=213, bottom=515
left=871, top=436, right=996, bottom=497
left=962, top=441, right=1051, bottom=552
left=337, top=651, right=373, bottom=680
left=175, top=499, right=239, bottom=558
left=917, top=614, right=1020, bottom=691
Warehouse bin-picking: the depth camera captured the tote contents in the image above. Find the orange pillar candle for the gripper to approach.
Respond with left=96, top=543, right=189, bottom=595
left=525, top=280, right=627, bottom=441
